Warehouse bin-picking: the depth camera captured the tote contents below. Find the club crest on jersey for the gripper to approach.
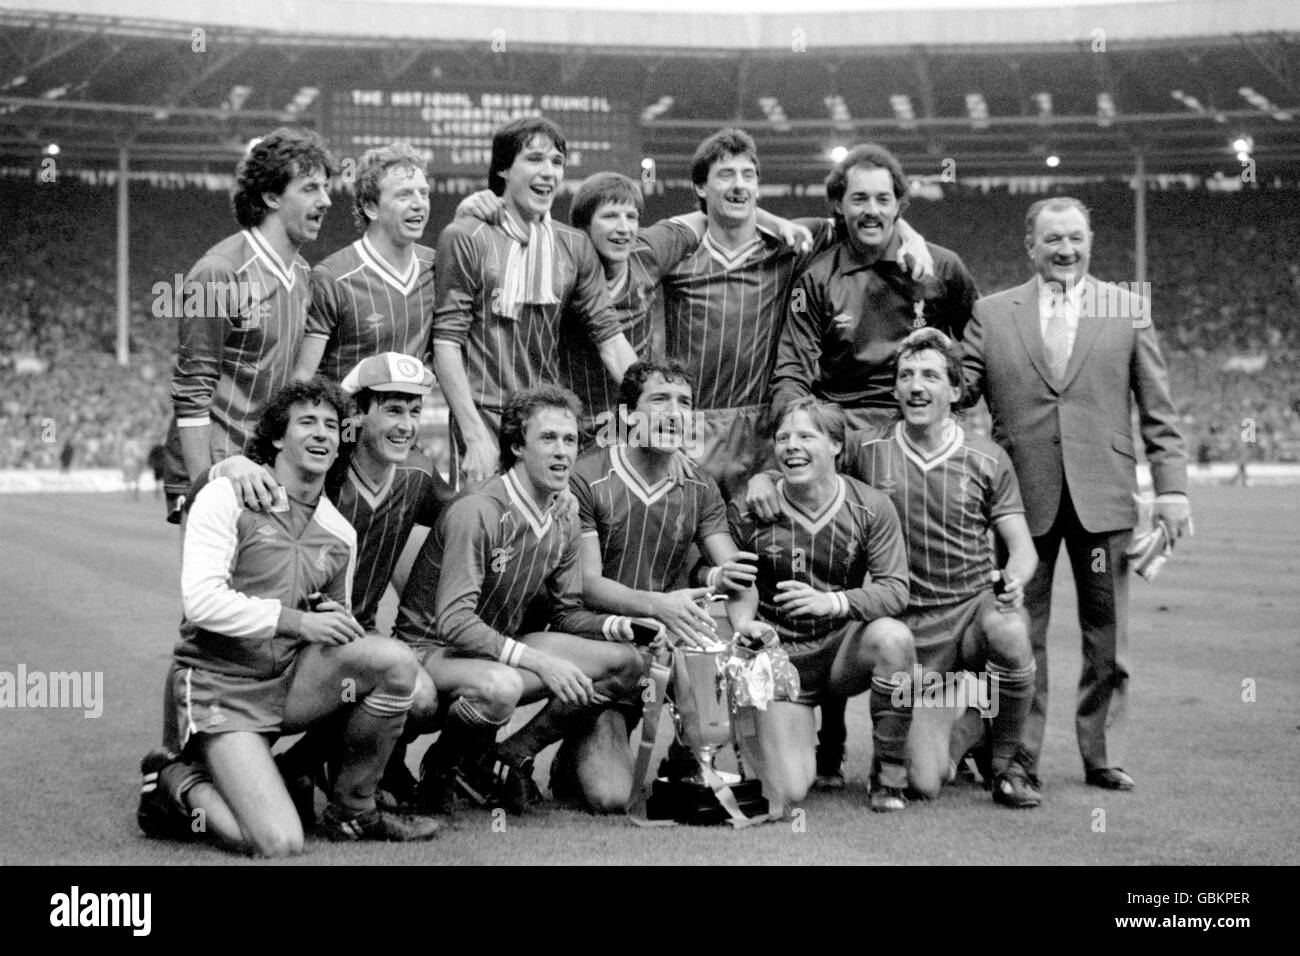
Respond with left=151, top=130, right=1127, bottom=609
left=314, top=547, right=331, bottom=572
left=490, top=545, right=516, bottom=573
left=912, top=300, right=927, bottom=329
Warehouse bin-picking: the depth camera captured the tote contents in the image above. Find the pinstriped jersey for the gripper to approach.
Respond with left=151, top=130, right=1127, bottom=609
left=174, top=477, right=356, bottom=680
left=728, top=475, right=909, bottom=644
left=432, top=218, right=622, bottom=423
left=394, top=468, right=614, bottom=661
left=172, top=228, right=310, bottom=463
left=845, top=422, right=1024, bottom=608
left=571, top=444, right=728, bottom=592
left=660, top=218, right=835, bottom=411
left=333, top=450, right=454, bottom=630
left=305, top=236, right=436, bottom=383
left=558, top=219, right=700, bottom=422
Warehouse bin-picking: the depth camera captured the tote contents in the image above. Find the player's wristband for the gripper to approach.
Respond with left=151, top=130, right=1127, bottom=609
left=602, top=616, right=633, bottom=642
left=498, top=637, right=526, bottom=668
left=827, top=592, right=851, bottom=618
left=706, top=566, right=723, bottom=590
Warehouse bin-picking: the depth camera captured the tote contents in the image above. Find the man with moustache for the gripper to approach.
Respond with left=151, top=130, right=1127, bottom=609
left=770, top=143, right=978, bottom=433
left=766, top=143, right=978, bottom=789
left=659, top=129, right=935, bottom=501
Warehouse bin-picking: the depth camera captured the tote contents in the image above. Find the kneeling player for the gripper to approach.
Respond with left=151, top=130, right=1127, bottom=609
left=394, top=385, right=644, bottom=813
left=859, top=329, right=1039, bottom=806
left=747, top=330, right=1040, bottom=807
left=560, top=360, right=759, bottom=811
left=727, top=398, right=914, bottom=812
left=137, top=380, right=438, bottom=855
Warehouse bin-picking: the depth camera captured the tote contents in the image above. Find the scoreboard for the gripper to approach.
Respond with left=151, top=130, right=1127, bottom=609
left=325, top=88, right=642, bottom=190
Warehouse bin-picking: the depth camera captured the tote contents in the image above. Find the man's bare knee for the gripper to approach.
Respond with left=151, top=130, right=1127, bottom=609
left=467, top=667, right=524, bottom=720
left=865, top=618, right=914, bottom=673
left=359, top=636, right=419, bottom=696
left=981, top=611, right=1031, bottom=669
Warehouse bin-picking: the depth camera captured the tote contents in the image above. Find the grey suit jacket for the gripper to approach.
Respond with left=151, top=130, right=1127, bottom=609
left=963, top=276, right=1188, bottom=536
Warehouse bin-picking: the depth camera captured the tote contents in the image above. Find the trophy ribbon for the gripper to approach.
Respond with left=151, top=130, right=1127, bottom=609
left=626, top=644, right=675, bottom=827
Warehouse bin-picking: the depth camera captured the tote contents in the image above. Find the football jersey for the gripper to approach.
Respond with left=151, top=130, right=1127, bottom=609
left=845, top=422, right=1024, bottom=607
left=431, top=218, right=621, bottom=426
left=659, top=219, right=834, bottom=411
left=394, top=468, right=615, bottom=662
left=571, top=443, right=729, bottom=592
left=171, top=227, right=311, bottom=463
left=728, top=474, right=909, bottom=643
left=558, top=219, right=700, bottom=423
left=332, top=449, right=454, bottom=630
left=305, top=235, right=436, bottom=383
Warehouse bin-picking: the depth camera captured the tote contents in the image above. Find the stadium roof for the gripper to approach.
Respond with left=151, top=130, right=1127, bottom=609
left=2, top=0, right=1299, bottom=179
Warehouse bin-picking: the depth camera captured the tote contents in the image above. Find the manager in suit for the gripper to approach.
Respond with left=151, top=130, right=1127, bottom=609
left=962, top=196, right=1191, bottom=791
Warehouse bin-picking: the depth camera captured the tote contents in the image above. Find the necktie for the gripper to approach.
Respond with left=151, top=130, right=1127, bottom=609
left=1043, top=294, right=1070, bottom=385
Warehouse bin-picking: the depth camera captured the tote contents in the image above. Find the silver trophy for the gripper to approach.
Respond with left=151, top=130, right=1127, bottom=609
left=670, top=644, right=734, bottom=784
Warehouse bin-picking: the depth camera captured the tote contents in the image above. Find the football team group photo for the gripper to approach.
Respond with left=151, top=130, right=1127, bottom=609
left=1, top=0, right=1296, bottom=877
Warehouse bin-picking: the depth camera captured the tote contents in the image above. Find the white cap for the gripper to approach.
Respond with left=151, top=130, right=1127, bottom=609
left=340, top=352, right=434, bottom=397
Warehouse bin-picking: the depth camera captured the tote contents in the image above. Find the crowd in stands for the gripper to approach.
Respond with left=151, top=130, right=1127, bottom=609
left=2, top=176, right=1297, bottom=471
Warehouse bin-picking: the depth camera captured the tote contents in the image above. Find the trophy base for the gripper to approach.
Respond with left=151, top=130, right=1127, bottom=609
left=646, top=775, right=768, bottom=825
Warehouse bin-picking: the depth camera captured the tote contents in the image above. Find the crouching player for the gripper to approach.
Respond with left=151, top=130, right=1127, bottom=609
left=727, top=397, right=914, bottom=812
left=747, top=329, right=1040, bottom=807
left=559, top=360, right=760, bottom=811
left=394, top=385, right=645, bottom=814
left=137, top=379, right=439, bottom=855
left=856, top=329, right=1040, bottom=806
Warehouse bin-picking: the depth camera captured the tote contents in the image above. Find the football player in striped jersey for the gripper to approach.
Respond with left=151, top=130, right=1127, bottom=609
left=747, top=329, right=1041, bottom=807
left=294, top=142, right=436, bottom=385
left=163, top=127, right=336, bottom=522
left=557, top=361, right=759, bottom=810
left=727, top=398, right=914, bottom=812
left=431, top=118, right=639, bottom=487
left=187, top=353, right=454, bottom=814
left=660, top=129, right=936, bottom=501
left=394, top=385, right=645, bottom=814
left=455, top=171, right=813, bottom=436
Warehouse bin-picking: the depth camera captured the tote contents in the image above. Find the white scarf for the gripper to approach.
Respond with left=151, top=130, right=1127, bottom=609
left=496, top=210, right=558, bottom=319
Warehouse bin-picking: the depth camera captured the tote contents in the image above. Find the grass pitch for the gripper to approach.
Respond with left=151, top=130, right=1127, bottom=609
left=0, top=484, right=1296, bottom=866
